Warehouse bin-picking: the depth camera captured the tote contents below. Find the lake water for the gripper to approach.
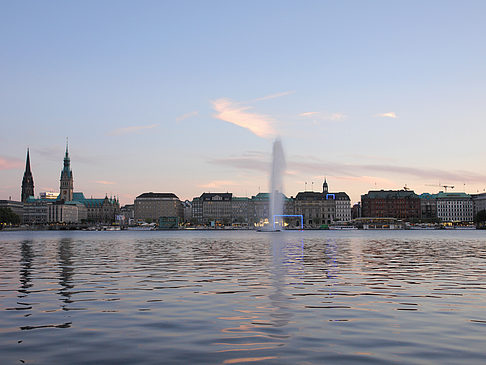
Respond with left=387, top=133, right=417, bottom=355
left=1, top=230, right=486, bottom=364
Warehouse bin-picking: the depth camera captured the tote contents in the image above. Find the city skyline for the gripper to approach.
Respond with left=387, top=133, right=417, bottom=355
left=2, top=1, right=486, bottom=205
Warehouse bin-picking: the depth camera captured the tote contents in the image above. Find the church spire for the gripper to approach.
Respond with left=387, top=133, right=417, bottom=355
left=21, top=148, right=34, bottom=202
left=25, top=148, right=31, bottom=173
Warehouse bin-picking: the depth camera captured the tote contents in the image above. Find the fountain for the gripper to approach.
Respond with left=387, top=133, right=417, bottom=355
left=268, top=138, right=286, bottom=231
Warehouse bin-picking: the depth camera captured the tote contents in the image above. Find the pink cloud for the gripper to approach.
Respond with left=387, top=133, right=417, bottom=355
left=0, top=156, right=23, bottom=170
left=212, top=98, right=276, bottom=138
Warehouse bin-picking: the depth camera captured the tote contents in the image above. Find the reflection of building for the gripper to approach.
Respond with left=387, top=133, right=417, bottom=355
left=134, top=192, right=183, bottom=223
left=21, top=149, right=34, bottom=202
left=436, top=192, right=473, bottom=222
left=361, top=190, right=421, bottom=220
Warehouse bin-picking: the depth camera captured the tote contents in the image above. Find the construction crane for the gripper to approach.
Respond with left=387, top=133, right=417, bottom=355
left=425, top=183, right=455, bottom=192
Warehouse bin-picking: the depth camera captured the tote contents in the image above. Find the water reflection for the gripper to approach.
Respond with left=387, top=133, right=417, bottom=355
left=2, top=231, right=486, bottom=364
left=58, top=238, right=74, bottom=306
left=19, top=240, right=34, bottom=298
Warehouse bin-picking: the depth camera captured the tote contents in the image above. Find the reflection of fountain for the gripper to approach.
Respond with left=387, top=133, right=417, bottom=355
left=268, top=138, right=286, bottom=231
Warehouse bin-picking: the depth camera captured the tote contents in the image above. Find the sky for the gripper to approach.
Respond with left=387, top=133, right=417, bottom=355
left=1, top=0, right=486, bottom=205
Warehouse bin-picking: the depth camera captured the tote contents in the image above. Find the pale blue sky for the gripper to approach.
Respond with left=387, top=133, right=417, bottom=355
left=1, top=1, right=486, bottom=204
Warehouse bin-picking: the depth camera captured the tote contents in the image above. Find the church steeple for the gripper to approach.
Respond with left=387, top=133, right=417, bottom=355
left=323, top=178, right=328, bottom=194
left=60, top=139, right=74, bottom=202
left=21, top=148, right=34, bottom=202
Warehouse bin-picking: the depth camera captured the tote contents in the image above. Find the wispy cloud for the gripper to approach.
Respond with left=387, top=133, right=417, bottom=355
left=251, top=90, right=295, bottom=102
left=176, top=111, right=198, bottom=122
left=299, top=112, right=320, bottom=117
left=375, top=112, right=397, bottom=118
left=299, top=111, right=347, bottom=121
left=208, top=152, right=486, bottom=184
left=0, top=156, right=23, bottom=170
left=199, top=180, right=238, bottom=189
left=109, top=124, right=159, bottom=136
left=212, top=98, right=276, bottom=138
left=95, top=180, right=116, bottom=185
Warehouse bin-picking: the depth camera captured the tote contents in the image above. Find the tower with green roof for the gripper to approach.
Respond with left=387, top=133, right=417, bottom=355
left=59, top=139, right=73, bottom=202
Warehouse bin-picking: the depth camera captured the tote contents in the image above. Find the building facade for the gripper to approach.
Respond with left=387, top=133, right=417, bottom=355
left=294, top=191, right=335, bottom=227
left=472, top=193, right=486, bottom=216
left=436, top=192, right=473, bottom=222
left=200, top=193, right=233, bottom=225
left=361, top=190, right=421, bottom=220
left=48, top=202, right=80, bottom=223
left=419, top=193, right=438, bottom=221
left=134, top=192, right=183, bottom=223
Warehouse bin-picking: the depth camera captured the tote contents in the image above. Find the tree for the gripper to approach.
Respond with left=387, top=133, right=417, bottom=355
left=0, top=207, right=21, bottom=225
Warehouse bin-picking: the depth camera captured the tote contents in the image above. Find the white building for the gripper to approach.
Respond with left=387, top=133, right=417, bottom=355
left=436, top=192, right=473, bottom=222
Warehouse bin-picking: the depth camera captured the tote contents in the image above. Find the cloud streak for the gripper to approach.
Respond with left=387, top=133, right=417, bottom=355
left=0, top=156, right=23, bottom=170
left=251, top=90, right=295, bottom=102
left=95, top=180, right=116, bottom=185
left=208, top=152, right=486, bottom=184
left=212, top=98, right=276, bottom=138
left=299, top=111, right=347, bottom=121
left=109, top=124, right=159, bottom=136
left=176, top=111, right=198, bottom=122
left=375, top=112, right=397, bottom=118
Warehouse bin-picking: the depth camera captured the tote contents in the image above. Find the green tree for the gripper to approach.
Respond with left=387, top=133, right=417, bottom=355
left=0, top=207, right=21, bottom=225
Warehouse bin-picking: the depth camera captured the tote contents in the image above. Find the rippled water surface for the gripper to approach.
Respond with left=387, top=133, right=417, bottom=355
left=1, top=230, right=486, bottom=364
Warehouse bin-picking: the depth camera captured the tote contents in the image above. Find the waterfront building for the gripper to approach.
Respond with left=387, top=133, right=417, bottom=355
left=47, top=201, right=80, bottom=223
left=294, top=179, right=351, bottom=227
left=134, top=192, right=183, bottom=223
left=192, top=197, right=203, bottom=224
left=21, top=149, right=34, bottom=202
left=120, top=204, right=135, bottom=225
left=182, top=200, right=192, bottom=223
left=419, top=193, right=438, bottom=221
left=361, top=190, right=421, bottom=220
left=0, top=200, right=24, bottom=222
left=23, top=201, right=48, bottom=224
left=436, top=192, right=473, bottom=223
left=232, top=197, right=251, bottom=225
left=335, top=192, right=352, bottom=222
left=294, top=191, right=335, bottom=227
left=200, top=193, right=233, bottom=226
left=351, top=202, right=361, bottom=219
left=472, top=193, right=486, bottom=216
left=250, top=192, right=294, bottom=226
